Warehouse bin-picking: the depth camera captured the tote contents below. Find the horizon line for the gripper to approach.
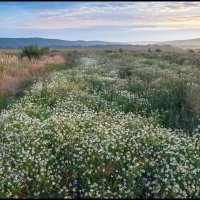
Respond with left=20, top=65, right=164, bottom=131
left=0, top=36, right=200, bottom=43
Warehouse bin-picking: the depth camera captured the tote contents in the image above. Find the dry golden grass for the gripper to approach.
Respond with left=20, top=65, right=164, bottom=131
left=0, top=52, right=64, bottom=94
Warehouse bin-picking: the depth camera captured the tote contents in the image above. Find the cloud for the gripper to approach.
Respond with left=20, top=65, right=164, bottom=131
left=162, top=15, right=200, bottom=28
left=2, top=1, right=200, bottom=32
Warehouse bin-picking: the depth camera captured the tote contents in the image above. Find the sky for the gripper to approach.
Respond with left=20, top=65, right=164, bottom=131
left=0, top=1, right=200, bottom=42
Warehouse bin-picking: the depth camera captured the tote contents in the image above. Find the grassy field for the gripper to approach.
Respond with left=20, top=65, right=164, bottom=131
left=0, top=50, right=199, bottom=198
left=0, top=49, right=65, bottom=111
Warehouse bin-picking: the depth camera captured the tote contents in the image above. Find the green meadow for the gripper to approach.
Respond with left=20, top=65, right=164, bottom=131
left=1, top=50, right=199, bottom=198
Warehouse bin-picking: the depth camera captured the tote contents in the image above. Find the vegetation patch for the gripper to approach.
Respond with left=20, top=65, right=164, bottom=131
left=0, top=51, right=199, bottom=199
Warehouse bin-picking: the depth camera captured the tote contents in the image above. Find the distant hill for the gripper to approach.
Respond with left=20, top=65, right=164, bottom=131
left=0, top=37, right=127, bottom=49
left=128, top=38, right=200, bottom=49
left=1, top=37, right=197, bottom=50
left=127, top=41, right=161, bottom=45
left=161, top=38, right=200, bottom=49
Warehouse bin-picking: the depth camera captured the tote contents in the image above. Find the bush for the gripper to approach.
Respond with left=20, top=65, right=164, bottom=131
left=118, top=66, right=133, bottom=79
left=65, top=50, right=81, bottom=65
left=20, top=44, right=41, bottom=60
left=20, top=45, right=50, bottom=60
left=188, top=49, right=195, bottom=53
left=40, top=46, right=50, bottom=55
left=118, top=48, right=123, bottom=53
left=155, top=49, right=162, bottom=52
left=104, top=49, right=112, bottom=53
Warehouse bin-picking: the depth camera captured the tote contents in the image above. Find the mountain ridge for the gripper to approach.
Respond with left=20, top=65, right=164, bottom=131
left=128, top=38, right=200, bottom=48
left=0, top=37, right=199, bottom=49
left=0, top=37, right=127, bottom=48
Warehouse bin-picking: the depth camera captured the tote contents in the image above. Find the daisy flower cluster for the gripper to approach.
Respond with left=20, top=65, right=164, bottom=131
left=0, top=52, right=199, bottom=198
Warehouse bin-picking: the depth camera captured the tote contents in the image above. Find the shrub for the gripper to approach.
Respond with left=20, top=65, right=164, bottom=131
left=20, top=45, right=50, bottom=60
left=118, top=66, right=133, bottom=79
left=188, top=49, right=195, bottom=53
left=40, top=46, right=50, bottom=55
left=118, top=48, right=123, bottom=53
left=65, top=50, right=81, bottom=65
left=20, top=44, right=41, bottom=60
left=155, top=48, right=162, bottom=52
left=104, top=49, right=113, bottom=53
